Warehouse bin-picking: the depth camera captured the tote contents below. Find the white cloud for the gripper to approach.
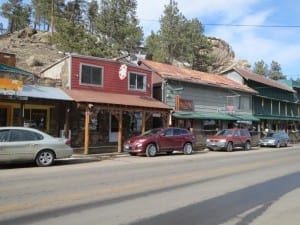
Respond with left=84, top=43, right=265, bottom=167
left=136, top=0, right=300, bottom=78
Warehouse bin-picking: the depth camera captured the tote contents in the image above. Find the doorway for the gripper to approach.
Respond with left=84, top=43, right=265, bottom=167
left=0, top=108, right=8, bottom=126
left=109, top=113, right=118, bottom=142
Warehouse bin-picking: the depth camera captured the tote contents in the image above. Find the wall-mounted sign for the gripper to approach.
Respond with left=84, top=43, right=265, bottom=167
left=118, top=64, right=127, bottom=80
left=0, top=78, right=23, bottom=91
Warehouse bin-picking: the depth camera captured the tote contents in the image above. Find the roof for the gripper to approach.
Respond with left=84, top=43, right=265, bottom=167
left=142, top=60, right=257, bottom=94
left=279, top=79, right=300, bottom=89
left=62, top=89, right=171, bottom=110
left=228, top=67, right=295, bottom=93
left=18, top=85, right=73, bottom=101
left=0, top=63, right=35, bottom=77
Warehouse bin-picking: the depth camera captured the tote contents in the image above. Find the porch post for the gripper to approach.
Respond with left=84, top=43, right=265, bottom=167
left=142, top=111, right=146, bottom=133
left=117, top=110, right=123, bottom=153
left=84, top=106, right=90, bottom=155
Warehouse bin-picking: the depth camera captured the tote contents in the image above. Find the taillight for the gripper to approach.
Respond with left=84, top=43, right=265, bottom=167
left=65, top=139, right=71, bottom=146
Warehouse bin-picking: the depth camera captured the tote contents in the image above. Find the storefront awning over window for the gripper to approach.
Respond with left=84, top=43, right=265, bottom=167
left=62, top=88, right=171, bottom=110
left=172, top=112, right=237, bottom=120
left=232, top=114, right=260, bottom=122
left=256, top=115, right=300, bottom=121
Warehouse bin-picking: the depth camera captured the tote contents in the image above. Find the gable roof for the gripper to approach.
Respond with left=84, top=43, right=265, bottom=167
left=227, top=67, right=295, bottom=93
left=142, top=60, right=257, bottom=94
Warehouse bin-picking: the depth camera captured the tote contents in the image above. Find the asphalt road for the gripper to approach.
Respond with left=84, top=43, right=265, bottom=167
left=0, top=146, right=300, bottom=225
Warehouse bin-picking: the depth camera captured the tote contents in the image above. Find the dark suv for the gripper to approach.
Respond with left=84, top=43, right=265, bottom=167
left=206, top=128, right=251, bottom=152
left=123, top=127, right=195, bottom=157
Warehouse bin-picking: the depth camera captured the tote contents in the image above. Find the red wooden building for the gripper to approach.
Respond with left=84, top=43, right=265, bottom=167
left=40, top=54, right=171, bottom=153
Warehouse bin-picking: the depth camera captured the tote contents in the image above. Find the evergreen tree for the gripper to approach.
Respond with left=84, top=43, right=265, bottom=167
left=269, top=60, right=286, bottom=80
left=252, top=60, right=268, bottom=77
left=95, top=0, right=143, bottom=58
left=145, top=0, right=211, bottom=70
left=87, top=0, right=98, bottom=34
left=1, top=0, right=31, bottom=33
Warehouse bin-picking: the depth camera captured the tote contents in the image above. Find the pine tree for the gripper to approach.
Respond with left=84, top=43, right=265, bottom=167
left=1, top=0, right=31, bottom=33
left=269, top=60, right=286, bottom=80
left=95, top=0, right=143, bottom=58
left=252, top=60, right=268, bottom=77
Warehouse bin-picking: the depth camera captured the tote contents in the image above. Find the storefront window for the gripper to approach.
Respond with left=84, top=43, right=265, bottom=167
left=13, top=108, right=47, bottom=129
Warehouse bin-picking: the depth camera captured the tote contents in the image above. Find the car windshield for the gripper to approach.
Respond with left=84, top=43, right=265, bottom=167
left=216, top=129, right=233, bottom=136
left=266, top=132, right=281, bottom=138
left=141, top=128, right=162, bottom=136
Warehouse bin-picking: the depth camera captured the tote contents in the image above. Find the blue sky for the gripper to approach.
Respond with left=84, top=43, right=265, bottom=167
left=136, top=0, right=300, bottom=80
left=1, top=0, right=300, bottom=80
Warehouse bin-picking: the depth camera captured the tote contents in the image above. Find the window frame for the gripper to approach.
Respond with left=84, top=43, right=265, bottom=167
left=128, top=72, right=147, bottom=92
left=79, top=63, right=104, bottom=87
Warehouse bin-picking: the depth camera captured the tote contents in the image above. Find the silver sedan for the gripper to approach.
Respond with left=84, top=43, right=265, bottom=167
left=0, top=127, right=73, bottom=166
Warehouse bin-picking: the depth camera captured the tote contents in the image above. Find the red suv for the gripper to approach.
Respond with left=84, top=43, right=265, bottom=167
left=206, top=128, right=251, bottom=152
left=123, top=127, right=195, bottom=157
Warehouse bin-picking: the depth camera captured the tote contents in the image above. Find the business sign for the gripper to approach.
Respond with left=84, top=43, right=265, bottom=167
left=0, top=78, right=23, bottom=91
left=118, top=64, right=127, bottom=80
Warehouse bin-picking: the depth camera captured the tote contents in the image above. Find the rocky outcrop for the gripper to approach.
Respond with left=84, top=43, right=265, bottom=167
left=207, top=36, right=251, bottom=74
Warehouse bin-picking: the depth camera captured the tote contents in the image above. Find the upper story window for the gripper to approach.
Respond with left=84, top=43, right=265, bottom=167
left=80, top=64, right=103, bottom=86
left=129, top=72, right=146, bottom=91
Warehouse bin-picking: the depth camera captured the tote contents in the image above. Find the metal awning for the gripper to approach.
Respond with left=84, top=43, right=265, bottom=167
left=17, top=85, right=73, bottom=101
left=0, top=63, right=35, bottom=77
left=232, top=114, right=260, bottom=122
left=256, top=115, right=300, bottom=121
left=172, top=112, right=237, bottom=120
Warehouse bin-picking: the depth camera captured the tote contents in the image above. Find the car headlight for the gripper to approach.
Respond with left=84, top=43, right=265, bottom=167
left=136, top=143, right=143, bottom=149
left=219, top=139, right=226, bottom=143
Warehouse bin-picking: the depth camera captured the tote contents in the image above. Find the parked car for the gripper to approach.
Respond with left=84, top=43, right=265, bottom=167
left=0, top=127, right=73, bottom=166
left=259, top=131, right=289, bottom=148
left=123, top=127, right=195, bottom=157
left=206, top=128, right=251, bottom=152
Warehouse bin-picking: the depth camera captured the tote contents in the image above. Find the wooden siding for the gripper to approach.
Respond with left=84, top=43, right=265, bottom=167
left=165, top=81, right=253, bottom=114
left=71, top=57, right=152, bottom=97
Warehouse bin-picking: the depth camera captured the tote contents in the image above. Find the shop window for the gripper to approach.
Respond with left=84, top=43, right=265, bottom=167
left=14, top=108, right=47, bottom=129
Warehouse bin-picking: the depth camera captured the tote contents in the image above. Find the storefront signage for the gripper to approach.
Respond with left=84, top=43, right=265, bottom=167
left=179, top=98, right=194, bottom=111
left=0, top=78, right=23, bottom=91
left=118, top=64, right=127, bottom=80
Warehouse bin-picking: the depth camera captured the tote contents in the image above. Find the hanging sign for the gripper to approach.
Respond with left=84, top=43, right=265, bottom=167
left=118, top=64, right=127, bottom=80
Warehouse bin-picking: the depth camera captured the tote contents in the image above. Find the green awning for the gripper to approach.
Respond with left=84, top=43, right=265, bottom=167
left=232, top=114, right=260, bottom=121
left=172, top=112, right=237, bottom=120
left=0, top=63, right=34, bottom=77
left=256, top=115, right=300, bottom=121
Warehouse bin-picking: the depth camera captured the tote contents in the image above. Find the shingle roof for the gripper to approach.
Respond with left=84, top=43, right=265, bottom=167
left=62, top=89, right=171, bottom=110
left=142, top=60, right=257, bottom=94
left=230, top=67, right=295, bottom=93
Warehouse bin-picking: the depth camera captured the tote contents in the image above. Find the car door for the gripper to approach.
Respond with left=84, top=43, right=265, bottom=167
left=158, top=128, right=175, bottom=151
left=0, top=129, right=11, bottom=161
left=1, top=129, right=40, bottom=161
left=232, top=129, right=242, bottom=147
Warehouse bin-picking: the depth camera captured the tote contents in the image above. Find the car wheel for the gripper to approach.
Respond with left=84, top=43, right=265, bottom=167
left=244, top=141, right=251, bottom=151
left=183, top=143, right=193, bottom=155
left=276, top=141, right=280, bottom=148
left=226, top=142, right=233, bottom=152
left=35, top=150, right=55, bottom=167
left=146, top=143, right=157, bottom=157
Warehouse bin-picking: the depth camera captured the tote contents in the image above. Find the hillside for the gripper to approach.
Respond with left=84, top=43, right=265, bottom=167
left=0, top=28, right=250, bottom=76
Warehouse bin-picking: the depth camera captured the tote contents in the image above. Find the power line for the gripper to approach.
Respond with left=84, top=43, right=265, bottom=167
left=204, top=24, right=300, bottom=28
left=140, top=18, right=300, bottom=28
